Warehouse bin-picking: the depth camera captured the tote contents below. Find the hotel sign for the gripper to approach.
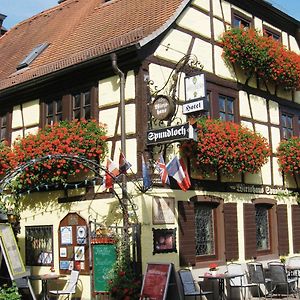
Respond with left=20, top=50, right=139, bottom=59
left=147, top=123, right=196, bottom=145
left=182, top=98, right=209, bottom=114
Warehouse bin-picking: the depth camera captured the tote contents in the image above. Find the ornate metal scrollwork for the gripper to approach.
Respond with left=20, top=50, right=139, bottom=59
left=147, top=54, right=203, bottom=129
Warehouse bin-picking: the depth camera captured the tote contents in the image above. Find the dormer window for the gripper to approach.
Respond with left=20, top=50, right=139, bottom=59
left=17, top=43, right=49, bottom=70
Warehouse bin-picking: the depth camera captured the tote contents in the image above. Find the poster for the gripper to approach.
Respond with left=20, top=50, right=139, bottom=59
left=152, top=197, right=175, bottom=224
left=60, top=226, right=72, bottom=245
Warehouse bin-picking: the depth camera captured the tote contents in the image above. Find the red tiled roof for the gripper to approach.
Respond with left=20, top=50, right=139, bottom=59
left=0, top=0, right=188, bottom=92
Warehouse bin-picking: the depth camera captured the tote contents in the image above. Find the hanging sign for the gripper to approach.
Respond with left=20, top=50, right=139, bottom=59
left=184, top=73, right=206, bottom=101
left=182, top=98, right=209, bottom=114
left=147, top=123, right=196, bottom=145
left=151, top=95, right=175, bottom=121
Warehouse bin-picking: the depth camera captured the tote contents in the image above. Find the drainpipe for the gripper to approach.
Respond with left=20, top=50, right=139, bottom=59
left=111, top=53, right=130, bottom=253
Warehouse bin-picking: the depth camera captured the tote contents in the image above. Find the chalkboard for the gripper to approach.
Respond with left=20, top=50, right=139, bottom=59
left=0, top=223, right=26, bottom=279
left=92, top=244, right=116, bottom=292
left=140, top=263, right=172, bottom=300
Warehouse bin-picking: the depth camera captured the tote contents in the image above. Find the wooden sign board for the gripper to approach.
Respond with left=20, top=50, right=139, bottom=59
left=140, top=263, right=179, bottom=300
left=92, top=243, right=116, bottom=292
left=0, top=223, right=26, bottom=279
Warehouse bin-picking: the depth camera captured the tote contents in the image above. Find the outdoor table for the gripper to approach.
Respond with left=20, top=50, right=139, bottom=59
left=199, top=272, right=243, bottom=300
left=30, top=273, right=66, bottom=300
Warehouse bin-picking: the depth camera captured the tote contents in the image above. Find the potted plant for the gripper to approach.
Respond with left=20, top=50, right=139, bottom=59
left=108, top=243, right=141, bottom=300
left=208, top=263, right=218, bottom=276
left=220, top=27, right=300, bottom=91
left=277, top=137, right=300, bottom=175
left=0, top=283, right=21, bottom=300
left=180, top=118, right=271, bottom=178
left=7, top=119, right=108, bottom=193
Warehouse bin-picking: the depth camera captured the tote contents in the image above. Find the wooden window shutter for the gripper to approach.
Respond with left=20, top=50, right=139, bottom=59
left=292, top=204, right=300, bottom=253
left=224, top=203, right=238, bottom=261
left=277, top=204, right=289, bottom=255
left=244, top=203, right=256, bottom=259
left=178, top=201, right=196, bottom=267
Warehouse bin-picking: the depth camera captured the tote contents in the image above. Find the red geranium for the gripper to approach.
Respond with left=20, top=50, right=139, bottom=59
left=180, top=118, right=271, bottom=177
left=8, top=119, right=108, bottom=192
left=277, top=137, right=300, bottom=175
left=220, top=27, right=300, bottom=91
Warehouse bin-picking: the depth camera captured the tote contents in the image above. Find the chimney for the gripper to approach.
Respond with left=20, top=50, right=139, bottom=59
left=0, top=14, right=7, bottom=36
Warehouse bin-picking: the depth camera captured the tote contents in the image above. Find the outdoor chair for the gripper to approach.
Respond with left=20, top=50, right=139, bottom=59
left=247, top=262, right=272, bottom=299
left=49, top=270, right=79, bottom=300
left=178, top=269, right=213, bottom=299
left=226, top=263, right=257, bottom=300
left=267, top=262, right=298, bottom=299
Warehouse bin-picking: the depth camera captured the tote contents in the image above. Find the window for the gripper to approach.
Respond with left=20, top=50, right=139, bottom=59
left=263, top=27, right=281, bottom=41
left=72, top=91, right=91, bottom=120
left=206, top=82, right=238, bottom=122
left=25, top=225, right=53, bottom=266
left=255, top=205, right=270, bottom=251
left=46, top=99, right=63, bottom=125
left=232, top=11, right=251, bottom=29
left=41, top=86, right=98, bottom=126
left=195, top=203, right=216, bottom=257
left=281, top=113, right=294, bottom=139
left=0, top=114, right=7, bottom=142
left=219, top=95, right=234, bottom=122
left=17, top=43, right=49, bottom=70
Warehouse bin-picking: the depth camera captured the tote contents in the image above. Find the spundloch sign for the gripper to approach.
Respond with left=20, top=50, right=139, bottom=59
left=147, top=123, right=196, bottom=145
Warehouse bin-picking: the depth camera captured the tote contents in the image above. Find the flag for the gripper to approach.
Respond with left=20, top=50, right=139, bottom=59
left=155, top=154, right=170, bottom=186
left=142, top=155, right=152, bottom=190
left=119, top=152, right=132, bottom=173
left=100, top=158, right=119, bottom=191
left=166, top=156, right=191, bottom=191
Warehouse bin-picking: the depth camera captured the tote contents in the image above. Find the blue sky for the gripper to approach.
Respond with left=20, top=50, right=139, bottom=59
left=1, top=0, right=300, bottom=30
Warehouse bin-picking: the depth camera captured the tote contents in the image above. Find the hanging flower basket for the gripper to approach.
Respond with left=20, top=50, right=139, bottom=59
left=277, top=137, right=300, bottom=175
left=0, top=141, right=15, bottom=176
left=180, top=118, right=271, bottom=178
left=8, top=119, right=108, bottom=192
left=220, top=27, right=300, bottom=91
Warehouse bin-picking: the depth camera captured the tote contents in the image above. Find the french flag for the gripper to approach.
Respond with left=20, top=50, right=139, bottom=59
left=156, top=154, right=170, bottom=186
left=166, top=156, right=191, bottom=192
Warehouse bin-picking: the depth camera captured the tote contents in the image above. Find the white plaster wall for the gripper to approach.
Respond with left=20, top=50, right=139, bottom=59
left=177, top=7, right=211, bottom=38
left=98, top=75, right=121, bottom=106
left=237, top=201, right=245, bottom=261
left=239, top=91, right=251, bottom=118
left=154, top=29, right=192, bottom=63
left=148, top=63, right=185, bottom=100
left=269, top=100, right=279, bottom=125
left=272, top=157, right=283, bottom=186
left=13, top=102, right=40, bottom=129
left=11, top=129, right=23, bottom=142
left=270, top=127, right=280, bottom=153
left=249, top=95, right=268, bottom=123
left=212, top=0, right=231, bottom=23
left=191, top=38, right=213, bottom=73
left=214, top=18, right=227, bottom=41
left=214, top=45, right=236, bottom=80
left=295, top=91, right=300, bottom=104
left=99, top=103, right=136, bottom=137
left=282, top=32, right=289, bottom=49
left=231, top=6, right=252, bottom=18
left=192, top=0, right=210, bottom=12
left=254, top=17, right=263, bottom=32
left=255, top=123, right=269, bottom=142
left=289, top=36, right=300, bottom=53
left=98, top=71, right=135, bottom=107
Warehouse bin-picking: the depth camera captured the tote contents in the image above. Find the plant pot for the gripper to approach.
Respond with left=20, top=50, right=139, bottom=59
left=211, top=270, right=217, bottom=276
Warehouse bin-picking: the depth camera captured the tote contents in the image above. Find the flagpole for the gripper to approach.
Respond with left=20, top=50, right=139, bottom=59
left=111, top=54, right=130, bottom=258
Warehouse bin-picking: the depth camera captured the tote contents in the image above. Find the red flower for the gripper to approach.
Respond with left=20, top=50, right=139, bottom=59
left=181, top=118, right=271, bottom=177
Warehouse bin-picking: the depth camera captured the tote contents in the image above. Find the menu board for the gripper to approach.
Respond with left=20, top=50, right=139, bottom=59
left=92, top=244, right=116, bottom=292
left=140, top=263, right=172, bottom=300
left=0, top=223, right=26, bottom=279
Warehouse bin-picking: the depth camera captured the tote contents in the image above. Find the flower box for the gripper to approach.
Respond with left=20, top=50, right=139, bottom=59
left=220, top=27, right=300, bottom=91
left=181, top=118, right=271, bottom=177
